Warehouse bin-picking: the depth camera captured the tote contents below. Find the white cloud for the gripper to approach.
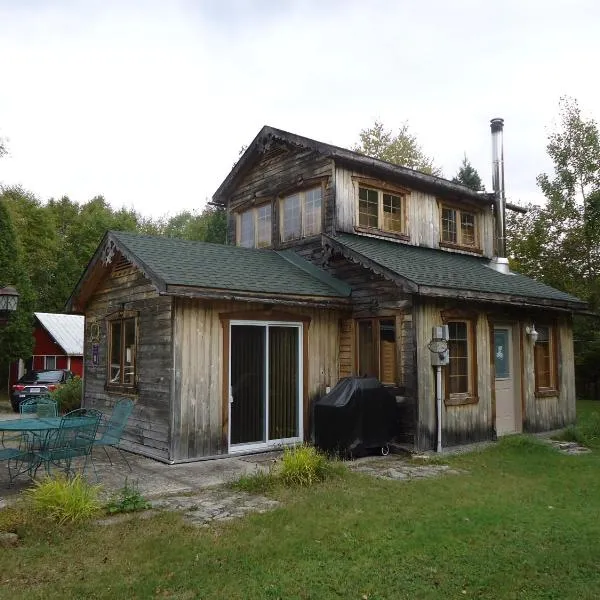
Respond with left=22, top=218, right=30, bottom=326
left=1, top=0, right=599, bottom=217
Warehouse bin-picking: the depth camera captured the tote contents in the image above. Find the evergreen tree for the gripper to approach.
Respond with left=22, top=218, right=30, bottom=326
left=452, top=154, right=485, bottom=191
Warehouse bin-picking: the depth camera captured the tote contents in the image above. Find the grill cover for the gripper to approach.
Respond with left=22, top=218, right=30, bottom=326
left=313, top=377, right=397, bottom=457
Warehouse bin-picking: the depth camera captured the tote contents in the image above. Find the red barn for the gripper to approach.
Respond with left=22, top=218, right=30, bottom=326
left=10, top=313, right=84, bottom=386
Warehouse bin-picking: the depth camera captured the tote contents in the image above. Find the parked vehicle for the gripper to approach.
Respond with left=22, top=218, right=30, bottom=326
left=10, top=369, right=74, bottom=412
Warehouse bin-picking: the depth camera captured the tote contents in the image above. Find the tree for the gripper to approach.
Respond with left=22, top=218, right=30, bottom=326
left=452, top=154, right=485, bottom=191
left=507, top=96, right=600, bottom=398
left=353, top=120, right=442, bottom=176
left=0, top=198, right=34, bottom=383
left=158, top=205, right=227, bottom=244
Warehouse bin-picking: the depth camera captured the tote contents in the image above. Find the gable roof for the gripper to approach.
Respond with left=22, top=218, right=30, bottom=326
left=68, top=231, right=351, bottom=311
left=328, top=233, right=586, bottom=311
left=213, top=125, right=509, bottom=210
left=34, top=312, right=84, bottom=355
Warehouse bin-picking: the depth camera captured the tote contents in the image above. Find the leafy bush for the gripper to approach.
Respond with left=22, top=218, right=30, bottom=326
left=105, top=479, right=151, bottom=515
left=51, top=376, right=82, bottom=413
left=24, top=474, right=102, bottom=524
left=278, top=445, right=334, bottom=487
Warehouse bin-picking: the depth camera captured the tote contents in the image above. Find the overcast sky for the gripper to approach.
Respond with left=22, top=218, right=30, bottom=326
left=0, top=0, right=598, bottom=218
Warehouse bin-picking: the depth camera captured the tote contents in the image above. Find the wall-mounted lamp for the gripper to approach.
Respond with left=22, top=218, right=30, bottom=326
left=525, top=324, right=539, bottom=344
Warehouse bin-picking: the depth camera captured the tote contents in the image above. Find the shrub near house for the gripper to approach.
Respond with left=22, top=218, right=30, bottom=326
left=51, top=376, right=82, bottom=413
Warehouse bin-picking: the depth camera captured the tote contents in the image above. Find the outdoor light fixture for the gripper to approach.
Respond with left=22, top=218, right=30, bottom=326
left=0, top=286, right=19, bottom=313
left=525, top=324, right=539, bottom=344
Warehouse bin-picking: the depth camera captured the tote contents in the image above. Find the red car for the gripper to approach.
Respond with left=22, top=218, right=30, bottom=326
left=10, top=369, right=74, bottom=412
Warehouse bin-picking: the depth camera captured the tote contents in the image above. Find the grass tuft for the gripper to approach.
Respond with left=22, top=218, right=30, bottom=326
left=23, top=474, right=102, bottom=524
left=278, top=445, right=339, bottom=487
left=230, top=468, right=277, bottom=494
left=555, top=407, right=600, bottom=448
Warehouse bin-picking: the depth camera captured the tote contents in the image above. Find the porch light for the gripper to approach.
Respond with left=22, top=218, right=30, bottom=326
left=525, top=324, right=539, bottom=344
left=0, top=286, right=18, bottom=313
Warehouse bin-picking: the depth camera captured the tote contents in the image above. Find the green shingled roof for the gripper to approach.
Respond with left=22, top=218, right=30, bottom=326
left=109, top=231, right=350, bottom=299
left=332, top=233, right=585, bottom=307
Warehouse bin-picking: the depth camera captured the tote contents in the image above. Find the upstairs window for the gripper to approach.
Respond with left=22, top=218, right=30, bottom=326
left=280, top=187, right=322, bottom=242
left=534, top=325, right=558, bottom=395
left=237, top=204, right=272, bottom=248
left=358, top=186, right=407, bottom=235
left=440, top=206, right=478, bottom=249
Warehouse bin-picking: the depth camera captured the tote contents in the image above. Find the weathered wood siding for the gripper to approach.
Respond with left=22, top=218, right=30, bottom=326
left=83, top=258, right=173, bottom=461
left=172, top=298, right=345, bottom=461
left=226, top=142, right=335, bottom=245
left=522, top=317, right=576, bottom=432
left=415, top=301, right=494, bottom=449
left=334, top=166, right=495, bottom=258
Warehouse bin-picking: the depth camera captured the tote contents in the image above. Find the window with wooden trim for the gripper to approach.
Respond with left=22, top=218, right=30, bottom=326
left=237, top=204, right=272, bottom=248
left=280, top=187, right=322, bottom=242
left=108, top=317, right=137, bottom=388
left=440, top=205, right=478, bottom=248
left=358, top=186, right=406, bottom=234
left=534, top=325, right=558, bottom=394
left=356, top=318, right=397, bottom=385
left=44, top=356, right=57, bottom=370
left=445, top=320, right=477, bottom=404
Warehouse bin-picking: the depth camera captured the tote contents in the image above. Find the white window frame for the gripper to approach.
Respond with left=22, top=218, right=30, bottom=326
left=356, top=185, right=407, bottom=235
left=228, top=320, right=304, bottom=454
left=440, top=204, right=479, bottom=249
left=279, top=186, right=323, bottom=242
left=236, top=204, right=272, bottom=248
left=44, top=355, right=57, bottom=370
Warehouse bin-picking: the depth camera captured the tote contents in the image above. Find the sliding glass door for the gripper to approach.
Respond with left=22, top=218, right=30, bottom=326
left=229, top=322, right=302, bottom=452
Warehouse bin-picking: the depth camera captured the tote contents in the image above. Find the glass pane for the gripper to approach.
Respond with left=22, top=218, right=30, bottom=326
left=110, top=321, right=122, bottom=383
left=442, top=208, right=457, bottom=243
left=460, top=212, right=476, bottom=246
left=382, top=193, right=404, bottom=233
left=358, top=187, right=379, bottom=228
left=358, top=320, right=376, bottom=377
left=379, top=319, right=396, bottom=384
left=231, top=325, right=266, bottom=444
left=268, top=327, right=299, bottom=440
left=303, top=188, right=322, bottom=236
left=494, top=329, right=510, bottom=378
left=535, top=326, right=551, bottom=388
left=282, top=194, right=302, bottom=241
left=239, top=211, right=254, bottom=248
left=448, top=322, right=469, bottom=394
left=256, top=204, right=272, bottom=248
left=123, top=318, right=136, bottom=385
left=45, top=356, right=57, bottom=370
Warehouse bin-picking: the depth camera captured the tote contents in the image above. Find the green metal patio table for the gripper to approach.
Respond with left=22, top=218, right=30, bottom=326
left=0, top=416, right=97, bottom=480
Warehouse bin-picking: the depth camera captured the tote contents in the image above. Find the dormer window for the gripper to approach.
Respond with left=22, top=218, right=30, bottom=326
left=357, top=185, right=407, bottom=236
left=280, top=187, right=322, bottom=242
left=237, top=204, right=272, bottom=248
left=440, top=204, right=479, bottom=250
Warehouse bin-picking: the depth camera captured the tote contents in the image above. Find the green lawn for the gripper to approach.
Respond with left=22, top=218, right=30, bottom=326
left=2, top=402, right=600, bottom=599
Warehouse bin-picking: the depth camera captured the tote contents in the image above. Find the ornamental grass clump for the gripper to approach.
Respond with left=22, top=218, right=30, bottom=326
left=278, top=445, right=332, bottom=487
left=24, top=474, right=102, bottom=524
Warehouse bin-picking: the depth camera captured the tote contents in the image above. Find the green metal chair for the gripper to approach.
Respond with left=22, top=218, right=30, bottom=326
left=19, top=396, right=57, bottom=418
left=0, top=436, right=34, bottom=485
left=33, top=408, right=102, bottom=478
left=93, top=399, right=134, bottom=471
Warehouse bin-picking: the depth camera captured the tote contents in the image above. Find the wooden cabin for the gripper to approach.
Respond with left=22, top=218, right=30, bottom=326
left=68, top=123, right=586, bottom=462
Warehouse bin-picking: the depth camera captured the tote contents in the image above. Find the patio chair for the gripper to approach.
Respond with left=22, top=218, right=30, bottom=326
left=33, top=408, right=102, bottom=478
left=0, top=436, right=34, bottom=485
left=92, top=398, right=134, bottom=471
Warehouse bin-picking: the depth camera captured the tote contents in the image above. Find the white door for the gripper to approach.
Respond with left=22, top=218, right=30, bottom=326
left=494, top=326, right=521, bottom=436
left=229, top=321, right=303, bottom=453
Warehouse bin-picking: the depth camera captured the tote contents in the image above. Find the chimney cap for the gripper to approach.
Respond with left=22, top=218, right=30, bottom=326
left=490, top=118, right=504, bottom=133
